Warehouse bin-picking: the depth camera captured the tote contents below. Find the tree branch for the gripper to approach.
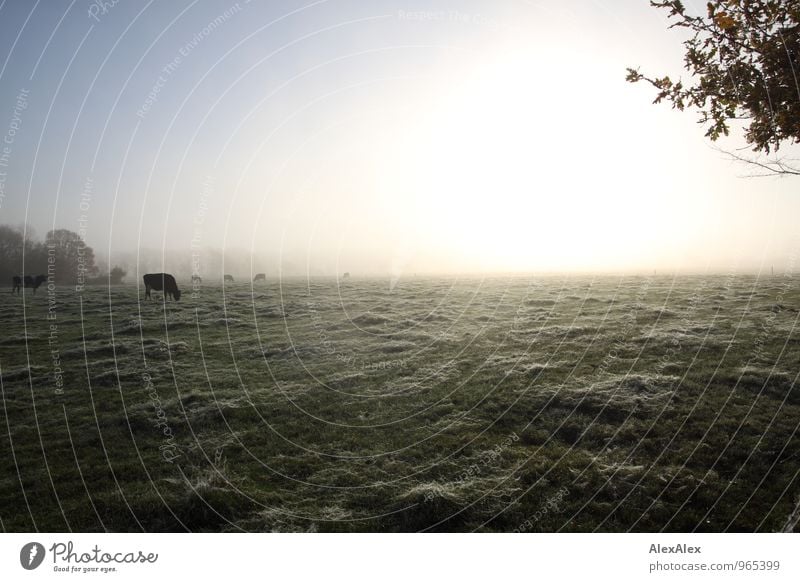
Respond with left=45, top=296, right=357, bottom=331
left=712, top=144, right=800, bottom=177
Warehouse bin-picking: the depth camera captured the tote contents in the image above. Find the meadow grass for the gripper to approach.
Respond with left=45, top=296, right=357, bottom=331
left=0, top=274, right=798, bottom=532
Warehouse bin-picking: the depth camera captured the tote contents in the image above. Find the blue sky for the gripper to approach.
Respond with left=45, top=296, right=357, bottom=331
left=0, top=0, right=798, bottom=275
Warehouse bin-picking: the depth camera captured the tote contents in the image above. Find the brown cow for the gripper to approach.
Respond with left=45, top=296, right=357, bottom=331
left=143, top=273, right=181, bottom=301
left=12, top=275, right=47, bottom=294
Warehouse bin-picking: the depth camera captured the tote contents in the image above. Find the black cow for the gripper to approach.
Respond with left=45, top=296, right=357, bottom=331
left=253, top=273, right=266, bottom=282
left=12, top=275, right=46, bottom=294
left=143, top=273, right=181, bottom=301
left=224, top=274, right=234, bottom=282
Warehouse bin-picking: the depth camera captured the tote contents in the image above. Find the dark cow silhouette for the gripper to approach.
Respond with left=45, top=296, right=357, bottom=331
left=342, top=272, right=351, bottom=279
left=12, top=275, right=47, bottom=294
left=224, top=274, right=234, bottom=282
left=143, top=273, right=181, bottom=301
left=253, top=273, right=266, bottom=282
left=191, top=275, right=202, bottom=283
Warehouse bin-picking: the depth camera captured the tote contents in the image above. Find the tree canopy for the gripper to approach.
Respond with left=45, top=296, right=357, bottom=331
left=46, top=229, right=99, bottom=284
left=0, top=226, right=99, bottom=285
left=628, top=1, right=800, bottom=166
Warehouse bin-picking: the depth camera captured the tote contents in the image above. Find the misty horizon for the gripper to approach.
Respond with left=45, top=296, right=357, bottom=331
left=3, top=226, right=794, bottom=280
left=9, top=237, right=793, bottom=281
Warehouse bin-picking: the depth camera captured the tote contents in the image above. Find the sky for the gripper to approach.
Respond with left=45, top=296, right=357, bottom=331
left=0, top=0, right=798, bottom=277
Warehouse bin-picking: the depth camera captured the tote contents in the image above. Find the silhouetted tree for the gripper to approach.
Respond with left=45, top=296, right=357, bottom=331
left=0, top=225, right=48, bottom=281
left=0, top=225, right=24, bottom=281
left=628, top=1, right=800, bottom=175
left=45, top=229, right=98, bottom=285
left=109, top=266, right=126, bottom=284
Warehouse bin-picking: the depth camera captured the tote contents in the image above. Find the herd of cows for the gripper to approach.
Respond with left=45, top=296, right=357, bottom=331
left=10, top=272, right=270, bottom=300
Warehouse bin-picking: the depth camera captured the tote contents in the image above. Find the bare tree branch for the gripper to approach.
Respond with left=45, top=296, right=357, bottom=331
left=711, top=144, right=800, bottom=177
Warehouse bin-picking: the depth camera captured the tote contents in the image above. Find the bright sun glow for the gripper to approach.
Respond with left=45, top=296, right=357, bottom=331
left=369, top=48, right=674, bottom=273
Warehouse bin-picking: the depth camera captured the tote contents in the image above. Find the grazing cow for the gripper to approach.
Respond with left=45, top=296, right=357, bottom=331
left=27, top=275, right=47, bottom=293
left=191, top=275, right=202, bottom=283
left=224, top=274, right=234, bottom=282
left=143, top=273, right=181, bottom=301
left=342, top=272, right=351, bottom=279
left=253, top=273, right=266, bottom=282
left=12, top=275, right=46, bottom=294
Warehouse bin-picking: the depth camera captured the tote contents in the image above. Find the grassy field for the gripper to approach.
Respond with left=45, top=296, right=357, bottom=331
left=1, top=274, right=799, bottom=532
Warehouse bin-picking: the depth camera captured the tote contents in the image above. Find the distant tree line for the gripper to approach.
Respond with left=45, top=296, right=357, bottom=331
left=0, top=225, right=126, bottom=286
